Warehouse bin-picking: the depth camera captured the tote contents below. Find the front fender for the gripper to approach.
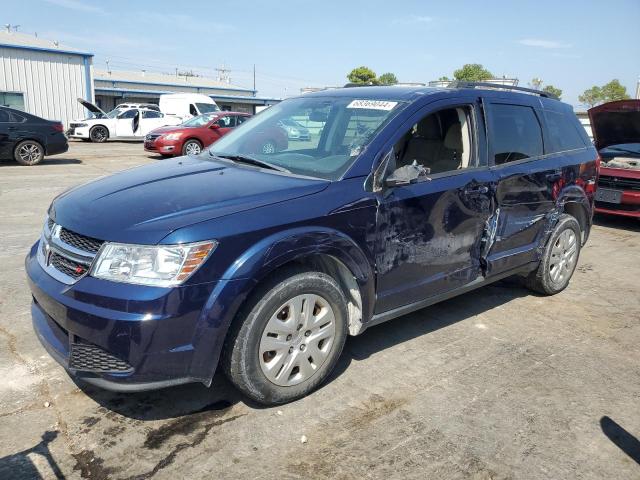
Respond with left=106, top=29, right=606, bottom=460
left=188, top=226, right=375, bottom=384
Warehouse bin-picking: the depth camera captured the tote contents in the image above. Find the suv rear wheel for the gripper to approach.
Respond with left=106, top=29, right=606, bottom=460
left=525, top=214, right=581, bottom=295
left=224, top=268, right=348, bottom=405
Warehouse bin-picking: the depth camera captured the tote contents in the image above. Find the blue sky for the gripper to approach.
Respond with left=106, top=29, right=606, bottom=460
left=7, top=0, right=640, bottom=106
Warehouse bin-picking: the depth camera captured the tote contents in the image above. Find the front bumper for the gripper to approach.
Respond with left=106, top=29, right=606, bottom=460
left=26, top=243, right=221, bottom=391
left=68, top=127, right=90, bottom=139
left=145, top=138, right=181, bottom=156
left=595, top=190, right=640, bottom=218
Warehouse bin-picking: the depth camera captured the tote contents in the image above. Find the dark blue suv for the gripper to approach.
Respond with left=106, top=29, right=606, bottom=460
left=26, top=84, right=598, bottom=404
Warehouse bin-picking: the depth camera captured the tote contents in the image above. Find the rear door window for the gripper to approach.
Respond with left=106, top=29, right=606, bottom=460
left=544, top=111, right=587, bottom=152
left=489, top=104, right=543, bottom=165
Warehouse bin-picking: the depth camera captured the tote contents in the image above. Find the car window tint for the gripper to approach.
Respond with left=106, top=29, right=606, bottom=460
left=217, top=116, right=234, bottom=127
left=236, top=116, right=248, bottom=125
left=142, top=110, right=161, bottom=119
left=490, top=104, right=543, bottom=164
left=118, top=109, right=138, bottom=119
left=545, top=111, right=586, bottom=152
left=0, top=109, right=10, bottom=122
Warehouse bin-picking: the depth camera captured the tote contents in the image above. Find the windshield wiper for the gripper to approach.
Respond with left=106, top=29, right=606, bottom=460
left=212, top=153, right=291, bottom=173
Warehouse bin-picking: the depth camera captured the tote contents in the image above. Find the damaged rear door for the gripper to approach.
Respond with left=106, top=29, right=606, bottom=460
left=374, top=97, right=495, bottom=314
left=482, top=98, right=559, bottom=275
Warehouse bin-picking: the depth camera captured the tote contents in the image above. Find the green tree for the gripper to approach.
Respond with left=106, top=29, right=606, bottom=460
left=579, top=86, right=603, bottom=108
left=378, top=72, right=398, bottom=85
left=542, top=84, right=562, bottom=99
left=347, top=66, right=378, bottom=85
left=453, top=63, right=493, bottom=81
left=529, top=78, right=543, bottom=90
left=438, top=76, right=450, bottom=81
left=601, top=79, right=630, bottom=102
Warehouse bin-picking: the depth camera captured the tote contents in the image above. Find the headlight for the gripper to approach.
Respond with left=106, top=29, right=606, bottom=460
left=162, top=133, right=182, bottom=141
left=91, top=241, right=216, bottom=287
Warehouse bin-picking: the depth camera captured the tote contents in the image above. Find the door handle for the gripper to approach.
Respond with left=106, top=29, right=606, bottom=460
left=464, top=185, right=489, bottom=195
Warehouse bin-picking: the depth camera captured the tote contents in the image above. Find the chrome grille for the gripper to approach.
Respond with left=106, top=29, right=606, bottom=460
left=38, top=218, right=103, bottom=285
left=69, top=343, right=133, bottom=372
left=598, top=175, right=640, bottom=191
left=145, top=134, right=161, bottom=142
left=49, top=252, right=87, bottom=279
left=58, top=227, right=103, bottom=254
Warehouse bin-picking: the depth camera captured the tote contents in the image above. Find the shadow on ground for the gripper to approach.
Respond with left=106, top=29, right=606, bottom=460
left=77, top=278, right=531, bottom=422
left=0, top=431, right=63, bottom=480
left=600, top=416, right=640, bottom=465
left=0, top=158, right=83, bottom=167
left=593, top=213, right=640, bottom=232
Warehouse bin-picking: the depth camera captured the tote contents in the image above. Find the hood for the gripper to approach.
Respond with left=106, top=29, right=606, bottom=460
left=50, top=156, right=329, bottom=244
left=77, top=98, right=108, bottom=118
left=149, top=125, right=185, bottom=136
left=588, top=100, right=640, bottom=150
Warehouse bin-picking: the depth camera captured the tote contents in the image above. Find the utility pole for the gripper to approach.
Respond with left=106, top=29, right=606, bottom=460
left=215, top=64, right=231, bottom=84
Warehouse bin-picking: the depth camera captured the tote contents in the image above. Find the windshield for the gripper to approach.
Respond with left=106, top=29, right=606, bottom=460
left=196, top=103, right=219, bottom=114
left=105, top=108, right=122, bottom=119
left=182, top=113, right=217, bottom=127
left=209, top=96, right=404, bottom=180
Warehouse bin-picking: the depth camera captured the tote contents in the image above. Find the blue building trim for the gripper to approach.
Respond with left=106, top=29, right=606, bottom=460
left=95, top=77, right=256, bottom=95
left=0, top=42, right=94, bottom=58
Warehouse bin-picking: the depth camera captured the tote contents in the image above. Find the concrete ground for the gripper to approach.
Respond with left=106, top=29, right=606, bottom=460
left=0, top=141, right=639, bottom=480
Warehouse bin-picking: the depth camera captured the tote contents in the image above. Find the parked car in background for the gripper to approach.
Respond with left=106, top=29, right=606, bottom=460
left=589, top=100, right=640, bottom=219
left=278, top=118, right=311, bottom=141
left=158, top=93, right=219, bottom=121
left=145, top=112, right=251, bottom=156
left=68, top=99, right=181, bottom=142
left=0, top=106, right=68, bottom=165
left=26, top=84, right=597, bottom=404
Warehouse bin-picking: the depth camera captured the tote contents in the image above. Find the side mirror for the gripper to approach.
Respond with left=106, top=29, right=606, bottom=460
left=209, top=123, right=220, bottom=129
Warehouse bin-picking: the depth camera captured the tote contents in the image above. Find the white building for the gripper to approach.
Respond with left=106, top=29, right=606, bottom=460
left=0, top=30, right=93, bottom=126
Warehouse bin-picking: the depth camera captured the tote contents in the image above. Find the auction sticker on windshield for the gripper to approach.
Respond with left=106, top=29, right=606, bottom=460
left=347, top=100, right=398, bottom=110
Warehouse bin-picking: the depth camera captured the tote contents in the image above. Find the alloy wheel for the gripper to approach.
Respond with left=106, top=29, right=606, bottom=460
left=259, top=294, right=336, bottom=387
left=18, top=143, right=42, bottom=165
left=185, top=141, right=201, bottom=155
left=549, top=229, right=577, bottom=284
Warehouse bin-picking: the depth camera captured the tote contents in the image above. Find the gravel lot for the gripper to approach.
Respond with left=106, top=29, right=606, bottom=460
left=0, top=141, right=639, bottom=479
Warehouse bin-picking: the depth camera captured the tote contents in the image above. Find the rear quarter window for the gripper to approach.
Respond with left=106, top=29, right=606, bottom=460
left=489, top=104, right=543, bottom=165
left=544, top=110, right=587, bottom=152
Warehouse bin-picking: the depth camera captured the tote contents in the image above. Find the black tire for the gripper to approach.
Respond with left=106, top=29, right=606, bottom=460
left=525, top=214, right=581, bottom=295
left=182, top=139, right=203, bottom=156
left=223, top=267, right=349, bottom=405
left=89, top=125, right=109, bottom=143
left=260, top=139, right=277, bottom=154
left=14, top=140, right=44, bottom=166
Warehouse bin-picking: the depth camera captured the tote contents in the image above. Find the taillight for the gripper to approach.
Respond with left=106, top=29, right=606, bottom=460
left=52, top=123, right=64, bottom=133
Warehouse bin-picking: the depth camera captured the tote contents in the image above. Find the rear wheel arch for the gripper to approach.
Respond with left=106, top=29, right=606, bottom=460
left=562, top=201, right=589, bottom=244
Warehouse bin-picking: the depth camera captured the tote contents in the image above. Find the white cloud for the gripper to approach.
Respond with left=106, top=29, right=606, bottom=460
left=43, top=0, right=106, bottom=14
left=518, top=38, right=572, bottom=49
left=392, top=15, right=434, bottom=25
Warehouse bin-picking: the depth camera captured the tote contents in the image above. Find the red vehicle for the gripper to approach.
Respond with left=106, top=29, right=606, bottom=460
left=589, top=100, right=640, bottom=218
left=144, top=112, right=251, bottom=157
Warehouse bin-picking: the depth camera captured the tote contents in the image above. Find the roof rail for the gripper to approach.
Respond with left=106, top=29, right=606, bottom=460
left=448, top=81, right=559, bottom=100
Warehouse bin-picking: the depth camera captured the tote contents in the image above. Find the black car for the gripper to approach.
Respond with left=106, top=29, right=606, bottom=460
left=0, top=106, right=68, bottom=166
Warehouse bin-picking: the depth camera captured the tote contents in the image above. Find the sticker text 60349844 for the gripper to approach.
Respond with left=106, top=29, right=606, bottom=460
left=346, top=100, right=398, bottom=111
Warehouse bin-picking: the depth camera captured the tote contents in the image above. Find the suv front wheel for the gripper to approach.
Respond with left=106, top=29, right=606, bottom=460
left=224, top=268, right=348, bottom=405
left=525, top=214, right=581, bottom=295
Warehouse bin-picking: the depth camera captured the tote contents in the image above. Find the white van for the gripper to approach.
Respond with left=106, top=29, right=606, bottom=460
left=158, top=94, right=219, bottom=121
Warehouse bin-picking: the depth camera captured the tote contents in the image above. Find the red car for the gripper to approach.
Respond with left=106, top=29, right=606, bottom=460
left=144, top=112, right=251, bottom=157
left=589, top=100, right=640, bottom=218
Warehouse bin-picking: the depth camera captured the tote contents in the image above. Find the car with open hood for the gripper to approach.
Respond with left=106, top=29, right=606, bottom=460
left=67, top=99, right=183, bottom=143
left=589, top=100, right=640, bottom=218
left=27, top=83, right=597, bottom=405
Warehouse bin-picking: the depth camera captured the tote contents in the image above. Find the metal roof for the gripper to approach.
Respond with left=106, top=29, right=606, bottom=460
left=0, top=31, right=93, bottom=57
left=94, top=69, right=253, bottom=94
